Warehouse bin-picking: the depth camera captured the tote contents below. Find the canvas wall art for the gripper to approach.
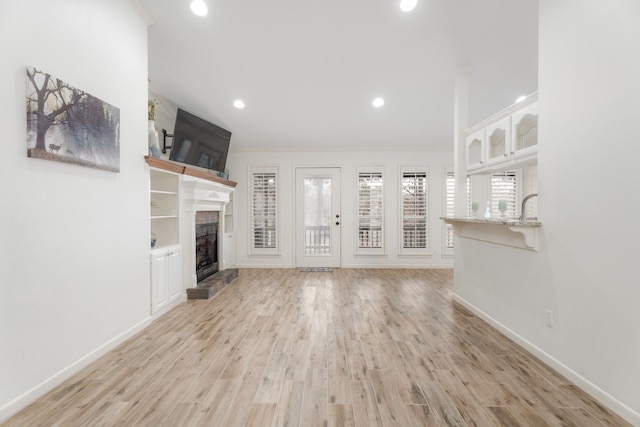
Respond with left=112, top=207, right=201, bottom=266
left=26, top=67, right=120, bottom=172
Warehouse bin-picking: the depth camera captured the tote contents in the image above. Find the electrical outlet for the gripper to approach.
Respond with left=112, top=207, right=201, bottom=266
left=544, top=309, right=554, bottom=327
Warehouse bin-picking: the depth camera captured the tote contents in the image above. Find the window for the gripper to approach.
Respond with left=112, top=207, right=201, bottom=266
left=523, top=166, right=538, bottom=220
left=249, top=166, right=278, bottom=253
left=443, top=168, right=471, bottom=253
left=444, top=168, right=455, bottom=250
left=491, top=170, right=518, bottom=218
left=356, top=167, right=384, bottom=253
left=466, top=175, right=473, bottom=217
left=400, top=168, right=428, bottom=254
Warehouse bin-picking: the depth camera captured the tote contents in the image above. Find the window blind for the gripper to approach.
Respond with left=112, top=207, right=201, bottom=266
left=401, top=171, right=428, bottom=249
left=445, top=170, right=455, bottom=249
left=524, top=166, right=538, bottom=220
left=251, top=170, right=277, bottom=249
left=357, top=171, right=383, bottom=249
left=491, top=171, right=517, bottom=218
left=466, top=176, right=473, bottom=217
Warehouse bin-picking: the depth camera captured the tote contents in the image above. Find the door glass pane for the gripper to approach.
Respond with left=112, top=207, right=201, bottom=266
left=304, top=176, right=331, bottom=255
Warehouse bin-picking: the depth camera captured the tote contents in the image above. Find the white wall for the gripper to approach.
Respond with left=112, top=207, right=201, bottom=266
left=453, top=0, right=640, bottom=423
left=0, top=0, right=150, bottom=420
left=226, top=148, right=454, bottom=269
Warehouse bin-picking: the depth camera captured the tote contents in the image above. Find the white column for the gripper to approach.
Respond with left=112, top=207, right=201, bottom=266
left=453, top=66, right=471, bottom=218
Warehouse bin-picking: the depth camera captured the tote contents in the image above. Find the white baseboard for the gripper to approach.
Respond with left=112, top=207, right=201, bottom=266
left=0, top=317, right=152, bottom=423
left=453, top=294, right=640, bottom=427
left=342, top=264, right=453, bottom=269
left=233, top=264, right=454, bottom=269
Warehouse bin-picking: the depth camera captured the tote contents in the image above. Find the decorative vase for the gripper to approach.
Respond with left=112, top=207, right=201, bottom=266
left=148, top=120, right=161, bottom=158
left=484, top=200, right=492, bottom=219
left=471, top=201, right=479, bottom=218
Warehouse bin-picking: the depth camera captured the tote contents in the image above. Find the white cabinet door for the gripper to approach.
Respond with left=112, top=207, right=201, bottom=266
left=167, top=247, right=182, bottom=303
left=151, top=250, right=169, bottom=313
left=151, top=245, right=182, bottom=314
left=466, top=129, right=485, bottom=171
left=485, top=117, right=511, bottom=166
left=223, top=233, right=235, bottom=269
left=511, top=101, right=538, bottom=158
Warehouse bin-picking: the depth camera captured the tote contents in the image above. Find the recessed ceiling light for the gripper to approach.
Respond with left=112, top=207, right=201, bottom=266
left=233, top=99, right=245, bottom=109
left=400, top=0, right=417, bottom=12
left=372, top=97, right=385, bottom=108
left=190, top=0, right=208, bottom=16
left=515, top=95, right=527, bottom=103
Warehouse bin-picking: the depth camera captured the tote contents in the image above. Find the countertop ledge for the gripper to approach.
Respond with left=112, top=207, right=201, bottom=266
left=440, top=217, right=540, bottom=250
left=440, top=217, right=541, bottom=227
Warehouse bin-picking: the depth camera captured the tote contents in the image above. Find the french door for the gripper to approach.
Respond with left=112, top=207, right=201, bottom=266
left=295, top=168, right=341, bottom=268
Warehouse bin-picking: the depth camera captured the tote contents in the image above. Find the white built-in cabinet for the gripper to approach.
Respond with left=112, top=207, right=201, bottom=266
left=149, top=165, right=183, bottom=315
left=466, top=92, right=538, bottom=174
left=222, top=193, right=235, bottom=269
left=150, top=245, right=182, bottom=313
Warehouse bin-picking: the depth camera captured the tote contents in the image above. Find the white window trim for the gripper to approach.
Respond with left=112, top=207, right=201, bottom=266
left=442, top=165, right=455, bottom=257
left=398, top=165, right=430, bottom=256
left=354, top=165, right=386, bottom=256
left=248, top=165, right=280, bottom=256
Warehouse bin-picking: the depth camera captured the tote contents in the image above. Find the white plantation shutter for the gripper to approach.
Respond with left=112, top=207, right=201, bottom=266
left=445, top=170, right=455, bottom=249
left=491, top=171, right=518, bottom=218
left=467, top=175, right=473, bottom=217
left=524, top=166, right=538, bottom=219
left=357, top=168, right=384, bottom=251
left=401, top=170, right=428, bottom=251
left=250, top=168, right=277, bottom=251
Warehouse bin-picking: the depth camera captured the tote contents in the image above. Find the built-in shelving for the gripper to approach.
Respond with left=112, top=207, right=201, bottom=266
left=150, top=168, right=180, bottom=249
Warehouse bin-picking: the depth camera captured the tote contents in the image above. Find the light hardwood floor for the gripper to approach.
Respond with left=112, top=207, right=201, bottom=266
left=3, top=269, right=631, bottom=426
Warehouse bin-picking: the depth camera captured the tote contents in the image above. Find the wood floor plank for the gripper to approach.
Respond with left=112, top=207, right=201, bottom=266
left=432, top=369, right=496, bottom=427
left=2, top=269, right=632, bottom=427
left=418, top=381, right=469, bottom=426
left=328, top=352, right=352, bottom=404
left=271, top=380, right=304, bottom=427
left=188, top=379, right=240, bottom=426
left=300, top=368, right=328, bottom=427
left=253, top=352, right=289, bottom=404
left=405, top=404, right=440, bottom=426
left=369, top=369, right=413, bottom=426
left=328, top=403, right=355, bottom=427
left=345, top=340, right=370, bottom=381
left=245, top=403, right=277, bottom=427
left=350, top=380, right=383, bottom=427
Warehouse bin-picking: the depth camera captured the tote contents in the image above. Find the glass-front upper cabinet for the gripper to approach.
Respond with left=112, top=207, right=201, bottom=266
left=466, top=128, right=485, bottom=171
left=512, top=101, right=538, bottom=158
left=486, top=117, right=511, bottom=165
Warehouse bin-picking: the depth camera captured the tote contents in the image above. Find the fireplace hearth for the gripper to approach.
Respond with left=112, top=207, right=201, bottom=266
left=195, top=211, right=219, bottom=283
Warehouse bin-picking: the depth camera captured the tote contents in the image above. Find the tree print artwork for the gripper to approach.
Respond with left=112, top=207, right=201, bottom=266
left=26, top=67, right=120, bottom=172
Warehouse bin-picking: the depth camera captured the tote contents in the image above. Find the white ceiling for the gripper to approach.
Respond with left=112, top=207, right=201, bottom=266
left=140, top=0, right=538, bottom=151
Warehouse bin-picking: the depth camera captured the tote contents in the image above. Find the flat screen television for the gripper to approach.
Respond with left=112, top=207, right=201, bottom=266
left=168, top=108, right=231, bottom=173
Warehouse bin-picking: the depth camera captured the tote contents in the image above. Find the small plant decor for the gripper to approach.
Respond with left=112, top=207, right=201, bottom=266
left=148, top=99, right=158, bottom=121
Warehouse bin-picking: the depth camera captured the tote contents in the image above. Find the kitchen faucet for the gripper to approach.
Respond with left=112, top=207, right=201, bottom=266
left=519, top=193, right=538, bottom=222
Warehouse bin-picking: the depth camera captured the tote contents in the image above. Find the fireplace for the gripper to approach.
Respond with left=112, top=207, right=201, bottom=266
left=195, top=211, right=219, bottom=283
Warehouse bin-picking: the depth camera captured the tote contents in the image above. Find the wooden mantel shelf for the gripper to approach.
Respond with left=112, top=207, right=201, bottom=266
left=145, top=156, right=237, bottom=187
